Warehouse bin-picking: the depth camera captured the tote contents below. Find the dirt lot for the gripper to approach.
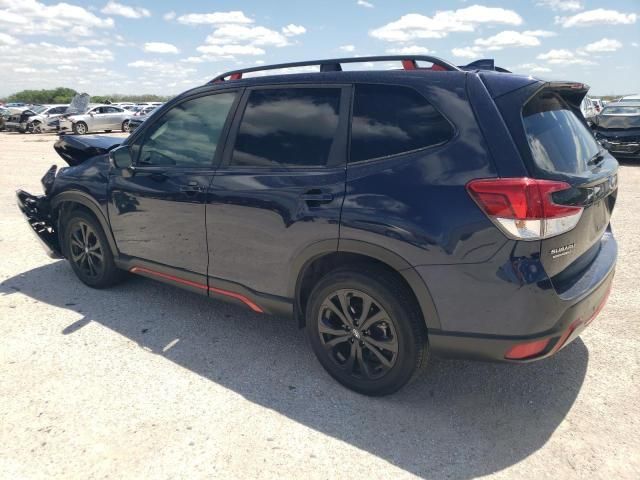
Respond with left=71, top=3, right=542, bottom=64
left=0, top=131, right=639, bottom=479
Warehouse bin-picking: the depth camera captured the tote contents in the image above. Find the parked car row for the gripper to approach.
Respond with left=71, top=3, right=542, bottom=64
left=0, top=98, right=164, bottom=135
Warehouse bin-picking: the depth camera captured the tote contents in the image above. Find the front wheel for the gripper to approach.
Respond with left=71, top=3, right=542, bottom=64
left=63, top=211, right=124, bottom=288
left=305, top=268, right=428, bottom=396
left=73, top=121, right=87, bottom=135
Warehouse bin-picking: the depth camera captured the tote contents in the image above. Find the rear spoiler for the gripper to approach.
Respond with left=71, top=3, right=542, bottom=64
left=459, top=59, right=511, bottom=73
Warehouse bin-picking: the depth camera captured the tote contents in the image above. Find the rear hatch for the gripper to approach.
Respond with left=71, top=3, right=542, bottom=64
left=489, top=79, right=618, bottom=286
left=521, top=85, right=618, bottom=280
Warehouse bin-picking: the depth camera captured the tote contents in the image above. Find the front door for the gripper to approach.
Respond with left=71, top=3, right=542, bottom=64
left=109, top=91, right=239, bottom=277
left=206, top=85, right=349, bottom=298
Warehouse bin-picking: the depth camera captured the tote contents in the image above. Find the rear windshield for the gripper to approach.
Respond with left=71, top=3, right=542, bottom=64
left=523, top=91, right=599, bottom=175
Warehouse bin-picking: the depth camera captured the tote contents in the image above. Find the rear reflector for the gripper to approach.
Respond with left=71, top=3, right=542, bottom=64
left=504, top=338, right=550, bottom=360
left=466, top=177, right=583, bottom=240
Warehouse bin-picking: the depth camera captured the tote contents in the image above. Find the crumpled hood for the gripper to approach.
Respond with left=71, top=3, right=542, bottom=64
left=54, top=135, right=122, bottom=166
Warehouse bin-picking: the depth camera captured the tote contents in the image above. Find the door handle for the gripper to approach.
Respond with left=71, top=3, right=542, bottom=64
left=301, top=189, right=334, bottom=204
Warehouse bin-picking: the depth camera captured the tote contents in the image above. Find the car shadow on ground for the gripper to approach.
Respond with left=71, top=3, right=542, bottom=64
left=1, top=261, right=589, bottom=479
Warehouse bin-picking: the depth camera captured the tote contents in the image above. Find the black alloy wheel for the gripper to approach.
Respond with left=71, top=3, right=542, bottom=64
left=306, top=268, right=428, bottom=396
left=318, top=289, right=398, bottom=379
left=68, top=221, right=104, bottom=280
left=63, top=211, right=125, bottom=288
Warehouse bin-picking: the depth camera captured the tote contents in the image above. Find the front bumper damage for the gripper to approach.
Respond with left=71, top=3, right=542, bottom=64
left=16, top=167, right=63, bottom=259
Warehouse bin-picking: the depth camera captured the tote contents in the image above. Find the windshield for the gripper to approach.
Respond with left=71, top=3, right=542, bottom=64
left=31, top=105, right=48, bottom=114
left=523, top=91, right=600, bottom=175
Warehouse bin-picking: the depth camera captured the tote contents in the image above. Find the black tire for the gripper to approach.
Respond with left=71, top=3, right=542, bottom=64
left=121, top=120, right=130, bottom=133
left=73, top=121, right=87, bottom=135
left=62, top=210, right=124, bottom=288
left=305, top=267, right=428, bottom=396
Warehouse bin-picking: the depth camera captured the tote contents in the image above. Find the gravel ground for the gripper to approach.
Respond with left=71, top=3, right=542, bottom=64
left=1, top=132, right=639, bottom=480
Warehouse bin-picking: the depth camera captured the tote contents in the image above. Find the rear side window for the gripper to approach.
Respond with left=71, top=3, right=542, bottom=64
left=523, top=92, right=600, bottom=175
left=350, top=84, right=453, bottom=162
left=231, top=88, right=342, bottom=168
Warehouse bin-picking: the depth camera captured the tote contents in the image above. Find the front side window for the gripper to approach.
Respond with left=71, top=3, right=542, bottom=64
left=137, top=92, right=236, bottom=168
left=231, top=87, right=342, bottom=168
left=523, top=92, right=600, bottom=175
left=350, top=84, right=454, bottom=162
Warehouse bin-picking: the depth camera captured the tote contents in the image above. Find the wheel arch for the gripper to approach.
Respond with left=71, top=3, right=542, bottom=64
left=51, top=190, right=118, bottom=256
left=292, top=240, right=441, bottom=330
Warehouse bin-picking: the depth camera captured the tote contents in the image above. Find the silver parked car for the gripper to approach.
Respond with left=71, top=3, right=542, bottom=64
left=60, top=105, right=133, bottom=135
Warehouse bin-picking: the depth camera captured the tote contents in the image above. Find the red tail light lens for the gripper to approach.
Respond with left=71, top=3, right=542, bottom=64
left=467, top=178, right=583, bottom=240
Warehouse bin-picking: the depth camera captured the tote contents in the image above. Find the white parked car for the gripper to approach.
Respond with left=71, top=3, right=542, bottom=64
left=25, top=104, right=69, bottom=133
left=59, top=105, right=133, bottom=135
left=580, top=97, right=598, bottom=124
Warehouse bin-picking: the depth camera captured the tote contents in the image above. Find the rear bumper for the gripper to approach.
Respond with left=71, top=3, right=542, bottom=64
left=421, top=230, right=617, bottom=362
left=429, top=268, right=613, bottom=362
left=16, top=190, right=62, bottom=259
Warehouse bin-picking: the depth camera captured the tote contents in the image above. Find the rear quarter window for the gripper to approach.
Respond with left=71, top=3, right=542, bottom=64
left=523, top=92, right=600, bottom=175
left=349, top=84, right=454, bottom=163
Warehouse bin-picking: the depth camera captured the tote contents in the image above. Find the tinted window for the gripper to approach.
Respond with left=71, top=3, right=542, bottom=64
left=231, top=88, right=342, bottom=168
left=350, top=84, right=453, bottom=162
left=138, top=92, right=236, bottom=168
left=523, top=92, right=599, bottom=175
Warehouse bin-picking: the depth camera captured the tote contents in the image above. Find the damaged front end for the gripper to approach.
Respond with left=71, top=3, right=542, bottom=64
left=16, top=165, right=63, bottom=259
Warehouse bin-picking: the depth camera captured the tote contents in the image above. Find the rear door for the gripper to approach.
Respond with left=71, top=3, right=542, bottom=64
left=205, top=85, right=350, bottom=298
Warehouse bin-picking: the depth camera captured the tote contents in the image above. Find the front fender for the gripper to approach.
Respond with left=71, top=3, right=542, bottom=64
left=50, top=190, right=119, bottom=256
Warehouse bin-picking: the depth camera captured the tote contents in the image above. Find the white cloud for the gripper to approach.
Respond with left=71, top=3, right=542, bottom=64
left=357, top=0, right=374, bottom=7
left=451, top=46, right=482, bottom=59
left=0, top=32, right=19, bottom=45
left=386, top=45, right=433, bottom=55
left=537, top=49, right=596, bottom=65
left=522, top=30, right=557, bottom=38
left=0, top=41, right=113, bottom=67
left=474, top=30, right=541, bottom=50
left=370, top=5, right=522, bottom=42
left=204, top=24, right=290, bottom=47
left=557, top=9, right=637, bottom=27
left=339, top=44, right=356, bottom=52
left=163, top=11, right=176, bottom=21
left=196, top=44, right=265, bottom=56
left=282, top=24, right=306, bottom=36
left=101, top=1, right=150, bottom=19
left=128, top=60, right=158, bottom=68
left=0, top=0, right=114, bottom=37
left=144, top=42, right=180, bottom=54
left=512, top=63, right=552, bottom=73
left=14, top=66, right=37, bottom=73
left=633, top=42, right=639, bottom=48
left=583, top=38, right=623, bottom=53
left=536, top=0, right=582, bottom=11
left=175, top=11, right=253, bottom=26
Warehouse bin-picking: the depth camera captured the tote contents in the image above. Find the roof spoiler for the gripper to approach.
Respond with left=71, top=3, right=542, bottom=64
left=459, top=59, right=511, bottom=73
left=209, top=55, right=462, bottom=83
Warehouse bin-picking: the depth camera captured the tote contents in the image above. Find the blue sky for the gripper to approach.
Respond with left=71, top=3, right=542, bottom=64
left=0, top=0, right=638, bottom=97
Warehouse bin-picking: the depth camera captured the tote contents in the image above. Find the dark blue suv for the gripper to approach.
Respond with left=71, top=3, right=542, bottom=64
left=17, top=56, right=618, bottom=395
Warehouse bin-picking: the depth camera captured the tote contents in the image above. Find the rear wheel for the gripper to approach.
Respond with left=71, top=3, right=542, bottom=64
left=305, top=268, right=428, bottom=396
left=121, top=120, right=130, bottom=133
left=73, top=122, right=87, bottom=135
left=63, top=211, right=124, bottom=288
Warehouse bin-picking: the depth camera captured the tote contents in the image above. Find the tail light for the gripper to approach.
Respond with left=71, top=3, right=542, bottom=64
left=466, top=178, right=583, bottom=240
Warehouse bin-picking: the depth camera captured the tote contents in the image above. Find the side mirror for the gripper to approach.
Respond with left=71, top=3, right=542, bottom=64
left=109, top=145, right=133, bottom=170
